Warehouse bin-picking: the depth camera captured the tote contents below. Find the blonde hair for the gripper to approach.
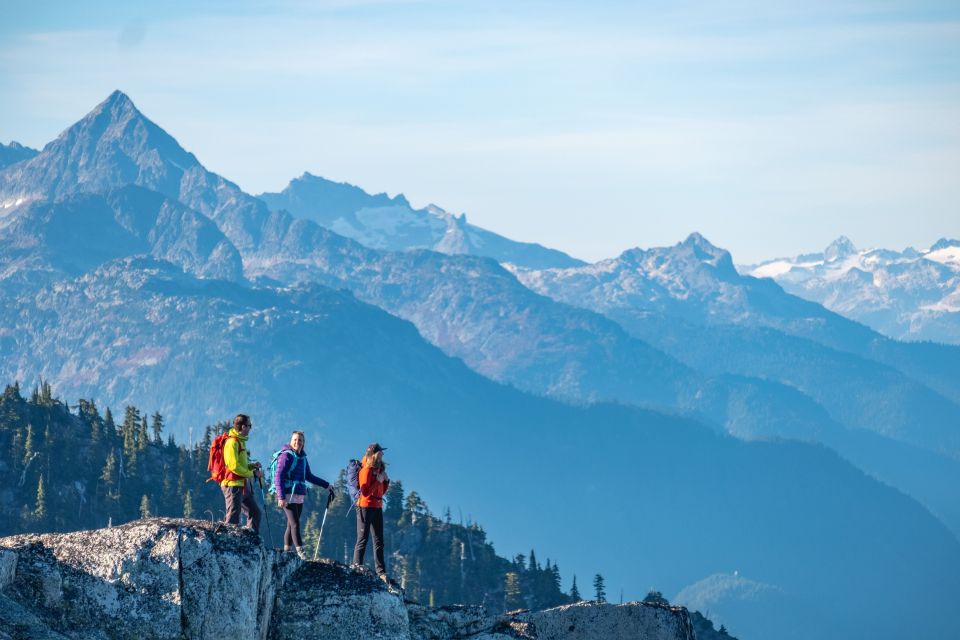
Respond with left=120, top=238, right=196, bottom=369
left=362, top=451, right=384, bottom=469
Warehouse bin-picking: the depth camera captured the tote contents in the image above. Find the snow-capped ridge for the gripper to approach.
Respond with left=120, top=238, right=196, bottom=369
left=743, top=237, right=960, bottom=343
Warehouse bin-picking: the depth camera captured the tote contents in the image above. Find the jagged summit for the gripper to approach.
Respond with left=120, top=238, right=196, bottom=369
left=0, top=140, right=39, bottom=171
left=0, top=89, right=202, bottom=204
left=90, top=88, right=137, bottom=116
left=824, top=236, right=857, bottom=262
left=930, top=237, right=960, bottom=252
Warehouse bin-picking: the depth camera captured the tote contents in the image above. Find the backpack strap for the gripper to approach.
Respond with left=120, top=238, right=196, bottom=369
left=281, top=450, right=307, bottom=496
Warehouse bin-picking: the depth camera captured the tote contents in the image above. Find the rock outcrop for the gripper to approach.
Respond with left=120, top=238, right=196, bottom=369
left=0, top=519, right=695, bottom=640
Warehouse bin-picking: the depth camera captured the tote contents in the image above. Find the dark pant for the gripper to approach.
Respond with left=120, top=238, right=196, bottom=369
left=221, top=483, right=261, bottom=534
left=283, top=502, right=304, bottom=548
left=353, top=507, right=385, bottom=575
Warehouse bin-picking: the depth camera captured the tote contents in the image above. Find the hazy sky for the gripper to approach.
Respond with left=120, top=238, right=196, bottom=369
left=2, top=0, right=958, bottom=263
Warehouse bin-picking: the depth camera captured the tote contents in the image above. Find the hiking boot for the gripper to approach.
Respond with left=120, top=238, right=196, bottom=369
left=379, top=573, right=389, bottom=585
left=296, top=548, right=308, bottom=561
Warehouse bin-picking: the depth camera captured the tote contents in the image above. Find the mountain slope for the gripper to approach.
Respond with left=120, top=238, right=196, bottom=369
left=0, top=186, right=243, bottom=286
left=258, top=172, right=585, bottom=269
left=742, top=236, right=960, bottom=344
left=510, top=233, right=960, bottom=455
left=1, top=257, right=958, bottom=640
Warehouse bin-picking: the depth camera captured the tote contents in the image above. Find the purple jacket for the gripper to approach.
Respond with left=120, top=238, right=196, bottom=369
left=273, top=444, right=329, bottom=500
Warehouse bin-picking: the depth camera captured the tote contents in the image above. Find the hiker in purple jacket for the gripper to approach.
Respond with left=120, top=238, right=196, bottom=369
left=273, top=431, right=334, bottom=559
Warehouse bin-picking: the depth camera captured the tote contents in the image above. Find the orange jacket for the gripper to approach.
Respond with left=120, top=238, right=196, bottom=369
left=358, top=466, right=389, bottom=508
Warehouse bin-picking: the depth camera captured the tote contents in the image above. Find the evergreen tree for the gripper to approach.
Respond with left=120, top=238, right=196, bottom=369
left=403, top=490, right=428, bottom=525
left=151, top=412, right=164, bottom=444
left=593, top=574, right=606, bottom=603
left=104, top=407, right=116, bottom=437
left=100, top=450, right=117, bottom=498
left=719, top=624, right=729, bottom=636
left=570, top=574, right=582, bottom=601
left=182, top=490, right=194, bottom=519
left=121, top=406, right=139, bottom=470
left=504, top=572, right=523, bottom=610
left=643, top=590, right=669, bottom=606
left=528, top=549, right=538, bottom=572
left=384, top=479, right=404, bottom=524
left=23, top=423, right=34, bottom=464
left=79, top=399, right=101, bottom=443
left=34, top=474, right=47, bottom=521
left=550, top=562, right=562, bottom=593
left=137, top=415, right=150, bottom=451
left=139, top=495, right=151, bottom=518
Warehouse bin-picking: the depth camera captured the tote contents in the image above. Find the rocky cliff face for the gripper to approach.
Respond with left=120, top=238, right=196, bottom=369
left=0, top=519, right=695, bottom=640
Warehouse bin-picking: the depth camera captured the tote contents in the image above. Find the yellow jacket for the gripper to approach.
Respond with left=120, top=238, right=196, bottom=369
left=221, top=428, right=255, bottom=487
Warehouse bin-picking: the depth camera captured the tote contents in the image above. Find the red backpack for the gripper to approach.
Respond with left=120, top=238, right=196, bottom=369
left=207, top=432, right=242, bottom=483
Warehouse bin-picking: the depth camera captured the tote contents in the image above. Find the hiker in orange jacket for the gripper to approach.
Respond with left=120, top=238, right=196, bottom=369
left=353, top=443, right=390, bottom=581
left=221, top=414, right=263, bottom=533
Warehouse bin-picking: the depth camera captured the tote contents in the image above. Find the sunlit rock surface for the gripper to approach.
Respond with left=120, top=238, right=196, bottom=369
left=0, top=519, right=695, bottom=640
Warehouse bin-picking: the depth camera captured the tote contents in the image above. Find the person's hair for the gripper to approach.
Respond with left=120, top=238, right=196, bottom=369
left=362, top=451, right=384, bottom=469
left=234, top=414, right=251, bottom=429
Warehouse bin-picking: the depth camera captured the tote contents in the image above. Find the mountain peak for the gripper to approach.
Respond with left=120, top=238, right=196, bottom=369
left=103, top=89, right=135, bottom=109
left=682, top=232, right=716, bottom=250
left=678, top=232, right=734, bottom=269
left=929, top=238, right=960, bottom=252
left=824, top=236, right=857, bottom=262
left=83, top=90, right=141, bottom=124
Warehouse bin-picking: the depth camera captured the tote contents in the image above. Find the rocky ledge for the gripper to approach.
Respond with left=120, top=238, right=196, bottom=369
left=0, top=519, right=696, bottom=640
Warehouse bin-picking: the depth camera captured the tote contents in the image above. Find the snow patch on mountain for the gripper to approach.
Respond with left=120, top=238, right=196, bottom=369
left=742, top=237, right=960, bottom=344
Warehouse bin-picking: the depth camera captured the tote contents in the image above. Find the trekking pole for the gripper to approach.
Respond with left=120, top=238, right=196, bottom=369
left=313, top=489, right=335, bottom=561
left=256, top=475, right=276, bottom=550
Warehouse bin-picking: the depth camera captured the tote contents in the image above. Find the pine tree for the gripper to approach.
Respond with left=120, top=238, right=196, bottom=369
left=137, top=415, right=149, bottom=451
left=182, top=490, right=194, bottom=519
left=104, top=407, right=116, bottom=437
left=504, top=571, right=523, bottom=610
left=570, top=574, right=582, bottom=601
left=528, top=548, right=538, bottom=572
left=22, top=423, right=34, bottom=463
left=121, top=406, right=139, bottom=464
left=34, top=474, right=47, bottom=521
left=403, top=490, right=428, bottom=525
left=101, top=450, right=117, bottom=498
left=550, top=562, right=562, bottom=593
left=384, top=479, right=404, bottom=524
left=151, top=412, right=164, bottom=444
left=719, top=624, right=729, bottom=636
left=139, top=495, right=151, bottom=518
left=593, top=574, right=606, bottom=603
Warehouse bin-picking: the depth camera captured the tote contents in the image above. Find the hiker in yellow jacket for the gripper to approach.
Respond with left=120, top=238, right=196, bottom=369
left=221, top=414, right=263, bottom=534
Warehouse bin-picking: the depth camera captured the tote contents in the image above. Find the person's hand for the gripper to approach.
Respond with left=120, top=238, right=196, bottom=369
left=278, top=499, right=287, bottom=508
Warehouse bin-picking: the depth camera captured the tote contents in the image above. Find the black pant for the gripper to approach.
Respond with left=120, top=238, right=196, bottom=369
left=221, top=483, right=261, bottom=534
left=283, top=502, right=304, bottom=548
left=353, top=507, right=385, bottom=575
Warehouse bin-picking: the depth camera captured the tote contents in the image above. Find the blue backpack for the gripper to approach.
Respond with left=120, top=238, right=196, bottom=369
left=346, top=458, right=362, bottom=504
left=269, top=449, right=306, bottom=496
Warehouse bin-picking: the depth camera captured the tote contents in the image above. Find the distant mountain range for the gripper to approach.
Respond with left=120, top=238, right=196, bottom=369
left=0, top=91, right=958, bottom=640
left=741, top=236, right=960, bottom=345
left=258, top=173, right=584, bottom=269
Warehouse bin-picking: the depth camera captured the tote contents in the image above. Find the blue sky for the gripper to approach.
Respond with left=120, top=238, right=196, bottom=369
left=1, top=0, right=958, bottom=263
